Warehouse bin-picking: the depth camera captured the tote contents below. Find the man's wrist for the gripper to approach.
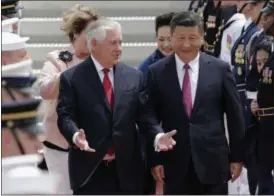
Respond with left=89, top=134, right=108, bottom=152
left=72, top=132, right=79, bottom=144
left=154, top=133, right=164, bottom=151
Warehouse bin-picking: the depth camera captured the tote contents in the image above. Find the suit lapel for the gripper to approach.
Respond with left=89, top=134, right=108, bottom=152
left=113, top=64, right=125, bottom=117
left=165, top=54, right=188, bottom=116
left=191, top=53, right=211, bottom=117
left=82, top=57, right=111, bottom=112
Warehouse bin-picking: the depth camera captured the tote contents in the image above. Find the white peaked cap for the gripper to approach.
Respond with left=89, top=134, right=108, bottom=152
left=2, top=154, right=60, bottom=194
left=2, top=17, right=19, bottom=32
left=2, top=32, right=29, bottom=51
left=2, top=154, right=42, bottom=172
left=2, top=168, right=60, bottom=194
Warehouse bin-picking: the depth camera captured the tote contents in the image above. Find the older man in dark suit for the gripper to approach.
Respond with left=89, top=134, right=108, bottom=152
left=146, top=11, right=245, bottom=195
left=57, top=18, right=176, bottom=195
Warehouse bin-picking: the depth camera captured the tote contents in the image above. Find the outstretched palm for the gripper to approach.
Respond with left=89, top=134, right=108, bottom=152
left=156, top=130, right=177, bottom=152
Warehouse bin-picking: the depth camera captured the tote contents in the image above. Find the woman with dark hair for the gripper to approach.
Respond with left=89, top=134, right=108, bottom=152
left=139, top=12, right=175, bottom=77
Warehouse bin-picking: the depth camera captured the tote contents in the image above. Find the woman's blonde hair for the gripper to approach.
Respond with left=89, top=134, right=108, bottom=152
left=61, top=4, right=99, bottom=42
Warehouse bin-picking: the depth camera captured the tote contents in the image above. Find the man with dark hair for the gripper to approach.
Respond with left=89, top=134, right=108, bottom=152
left=219, top=0, right=246, bottom=66
left=230, top=0, right=265, bottom=119
left=146, top=11, right=245, bottom=195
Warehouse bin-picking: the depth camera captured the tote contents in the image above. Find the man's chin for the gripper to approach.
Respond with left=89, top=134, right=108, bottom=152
left=113, top=58, right=120, bottom=65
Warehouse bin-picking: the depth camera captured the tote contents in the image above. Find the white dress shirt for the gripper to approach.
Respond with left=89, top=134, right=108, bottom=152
left=72, top=55, right=114, bottom=144
left=91, top=56, right=114, bottom=88
left=174, top=53, right=200, bottom=105
left=154, top=53, right=200, bottom=151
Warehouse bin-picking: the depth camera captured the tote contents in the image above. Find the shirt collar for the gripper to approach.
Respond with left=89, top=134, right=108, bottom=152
left=90, top=55, right=113, bottom=73
left=244, top=18, right=253, bottom=30
left=175, top=53, right=200, bottom=72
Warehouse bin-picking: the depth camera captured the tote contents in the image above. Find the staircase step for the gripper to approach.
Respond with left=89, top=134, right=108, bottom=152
left=21, top=1, right=190, bottom=17
left=20, top=17, right=156, bottom=43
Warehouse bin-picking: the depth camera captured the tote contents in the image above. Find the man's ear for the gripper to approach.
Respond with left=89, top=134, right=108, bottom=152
left=200, top=37, right=205, bottom=46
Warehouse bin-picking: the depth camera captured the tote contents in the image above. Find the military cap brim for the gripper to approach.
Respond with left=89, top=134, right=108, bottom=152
left=1, top=0, right=22, bottom=17
left=261, top=1, right=274, bottom=13
left=246, top=0, right=266, bottom=3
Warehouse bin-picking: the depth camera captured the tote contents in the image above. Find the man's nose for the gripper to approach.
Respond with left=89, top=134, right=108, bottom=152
left=182, top=41, right=191, bottom=48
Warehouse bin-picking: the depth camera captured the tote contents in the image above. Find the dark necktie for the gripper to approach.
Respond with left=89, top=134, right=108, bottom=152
left=182, top=64, right=192, bottom=118
left=103, top=68, right=115, bottom=156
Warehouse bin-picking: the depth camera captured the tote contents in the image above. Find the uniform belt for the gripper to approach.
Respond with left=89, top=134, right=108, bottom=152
left=43, top=141, right=69, bottom=152
left=246, top=91, right=257, bottom=100
left=257, top=107, right=274, bottom=117
left=236, top=83, right=246, bottom=92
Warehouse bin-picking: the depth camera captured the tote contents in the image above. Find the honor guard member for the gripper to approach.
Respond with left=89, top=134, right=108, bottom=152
left=244, top=37, right=273, bottom=195
left=243, top=4, right=273, bottom=185
left=230, top=0, right=265, bottom=122
left=219, top=1, right=246, bottom=66
left=245, top=0, right=273, bottom=131
left=253, top=39, right=274, bottom=195
left=1, top=27, right=59, bottom=194
left=203, top=0, right=238, bottom=57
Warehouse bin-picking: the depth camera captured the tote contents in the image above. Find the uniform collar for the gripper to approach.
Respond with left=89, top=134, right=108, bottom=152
left=244, top=18, right=253, bottom=30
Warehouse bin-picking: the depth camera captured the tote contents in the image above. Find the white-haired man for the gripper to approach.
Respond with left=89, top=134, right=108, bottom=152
left=57, top=18, right=177, bottom=195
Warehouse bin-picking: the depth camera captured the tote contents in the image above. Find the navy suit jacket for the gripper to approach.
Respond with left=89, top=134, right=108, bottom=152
left=146, top=53, right=245, bottom=185
left=138, top=49, right=165, bottom=79
left=57, top=56, right=162, bottom=192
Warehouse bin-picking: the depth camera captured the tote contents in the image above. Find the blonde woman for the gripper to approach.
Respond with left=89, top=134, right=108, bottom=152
left=37, top=5, right=99, bottom=194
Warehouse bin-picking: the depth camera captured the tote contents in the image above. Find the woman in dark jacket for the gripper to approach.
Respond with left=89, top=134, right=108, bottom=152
left=139, top=12, right=175, bottom=195
left=139, top=12, right=175, bottom=79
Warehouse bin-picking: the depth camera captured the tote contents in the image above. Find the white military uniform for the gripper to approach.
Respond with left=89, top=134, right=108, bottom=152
left=1, top=19, right=60, bottom=194
left=219, top=13, right=246, bottom=67
left=2, top=155, right=60, bottom=194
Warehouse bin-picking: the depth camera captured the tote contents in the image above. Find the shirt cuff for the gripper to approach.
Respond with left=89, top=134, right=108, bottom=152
left=154, top=133, right=165, bottom=152
left=72, top=132, right=79, bottom=144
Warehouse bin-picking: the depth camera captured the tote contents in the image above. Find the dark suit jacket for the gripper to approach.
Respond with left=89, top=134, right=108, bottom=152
left=146, top=53, right=245, bottom=185
left=57, top=56, right=162, bottom=192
